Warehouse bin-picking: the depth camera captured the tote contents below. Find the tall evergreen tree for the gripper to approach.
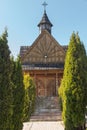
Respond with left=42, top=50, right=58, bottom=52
left=23, top=74, right=36, bottom=121
left=11, top=57, right=25, bottom=130
left=59, top=32, right=87, bottom=130
left=0, top=30, right=13, bottom=130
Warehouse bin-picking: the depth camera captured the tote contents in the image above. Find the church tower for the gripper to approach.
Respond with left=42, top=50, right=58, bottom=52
left=38, top=2, right=53, bottom=34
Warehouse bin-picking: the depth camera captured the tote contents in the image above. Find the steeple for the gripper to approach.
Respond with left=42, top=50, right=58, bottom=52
left=38, top=2, right=53, bottom=34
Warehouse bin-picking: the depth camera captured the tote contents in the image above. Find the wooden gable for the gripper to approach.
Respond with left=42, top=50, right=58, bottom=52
left=22, top=30, right=66, bottom=64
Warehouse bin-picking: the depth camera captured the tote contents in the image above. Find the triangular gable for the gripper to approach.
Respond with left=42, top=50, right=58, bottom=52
left=22, top=30, right=66, bottom=64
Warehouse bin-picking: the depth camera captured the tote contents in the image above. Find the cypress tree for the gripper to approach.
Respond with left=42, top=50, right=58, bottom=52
left=11, top=57, right=25, bottom=130
left=0, top=30, right=13, bottom=130
left=23, top=74, right=36, bottom=121
left=59, top=32, right=87, bottom=130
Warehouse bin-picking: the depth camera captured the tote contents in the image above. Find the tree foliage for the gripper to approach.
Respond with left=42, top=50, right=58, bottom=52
left=0, top=30, right=13, bottom=130
left=23, top=74, right=36, bottom=121
left=59, top=32, right=87, bottom=130
left=11, top=56, right=25, bottom=130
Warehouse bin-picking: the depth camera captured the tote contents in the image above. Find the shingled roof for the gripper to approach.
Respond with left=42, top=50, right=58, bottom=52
left=38, top=11, right=53, bottom=27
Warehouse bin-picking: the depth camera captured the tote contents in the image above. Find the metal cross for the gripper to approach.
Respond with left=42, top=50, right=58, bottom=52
left=42, top=1, right=48, bottom=11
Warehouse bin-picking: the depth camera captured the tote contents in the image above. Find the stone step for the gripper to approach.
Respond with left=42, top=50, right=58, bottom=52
left=35, top=97, right=60, bottom=109
left=30, top=115, right=62, bottom=121
left=33, top=109, right=61, bottom=114
left=32, top=113, right=61, bottom=116
left=30, top=96, right=62, bottom=121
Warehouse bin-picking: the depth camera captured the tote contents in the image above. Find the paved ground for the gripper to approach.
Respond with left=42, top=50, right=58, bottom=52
left=23, top=121, right=64, bottom=130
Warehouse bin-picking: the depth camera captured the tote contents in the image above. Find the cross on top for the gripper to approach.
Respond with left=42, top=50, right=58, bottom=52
left=42, top=1, right=48, bottom=12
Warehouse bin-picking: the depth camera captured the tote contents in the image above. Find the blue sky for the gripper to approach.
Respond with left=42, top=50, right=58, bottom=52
left=0, top=0, right=87, bottom=57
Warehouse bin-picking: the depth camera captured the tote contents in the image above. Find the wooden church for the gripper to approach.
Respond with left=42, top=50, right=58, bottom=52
left=20, top=3, right=67, bottom=97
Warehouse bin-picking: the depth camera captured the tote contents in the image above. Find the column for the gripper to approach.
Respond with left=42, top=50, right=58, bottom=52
left=56, top=73, right=58, bottom=96
left=45, top=73, right=47, bottom=97
left=34, top=73, right=37, bottom=96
